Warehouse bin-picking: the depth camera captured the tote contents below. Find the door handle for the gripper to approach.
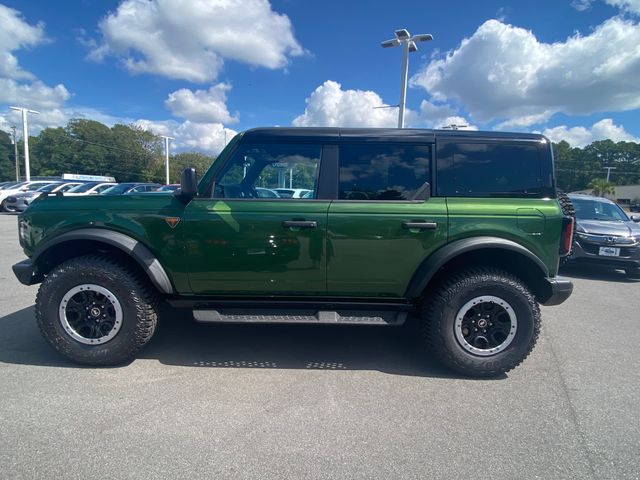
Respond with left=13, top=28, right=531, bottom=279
left=402, top=221, right=438, bottom=230
left=282, top=220, right=317, bottom=229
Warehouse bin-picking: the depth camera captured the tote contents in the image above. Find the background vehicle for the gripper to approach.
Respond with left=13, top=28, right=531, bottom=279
left=255, top=187, right=280, bottom=198
left=273, top=188, right=311, bottom=198
left=101, top=183, right=160, bottom=195
left=156, top=184, right=180, bottom=192
left=12, top=128, right=573, bottom=377
left=566, top=194, right=640, bottom=277
left=0, top=181, right=56, bottom=211
left=65, top=182, right=117, bottom=196
left=3, top=182, right=82, bottom=213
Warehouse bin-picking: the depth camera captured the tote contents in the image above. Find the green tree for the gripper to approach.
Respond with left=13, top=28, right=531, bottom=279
left=169, top=152, right=215, bottom=184
left=588, top=178, right=615, bottom=197
left=0, top=130, right=16, bottom=181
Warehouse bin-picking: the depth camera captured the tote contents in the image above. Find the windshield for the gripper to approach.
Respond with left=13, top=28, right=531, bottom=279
left=67, top=182, right=99, bottom=193
left=572, top=197, right=629, bottom=222
left=0, top=181, right=24, bottom=190
left=101, top=183, right=135, bottom=194
left=36, top=183, right=63, bottom=193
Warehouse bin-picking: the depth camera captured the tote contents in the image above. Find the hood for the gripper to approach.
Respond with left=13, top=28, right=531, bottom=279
left=576, top=219, right=640, bottom=237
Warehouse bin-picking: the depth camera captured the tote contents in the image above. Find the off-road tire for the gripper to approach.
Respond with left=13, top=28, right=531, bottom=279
left=35, top=254, right=158, bottom=366
left=558, top=190, right=575, bottom=267
left=420, top=267, right=541, bottom=378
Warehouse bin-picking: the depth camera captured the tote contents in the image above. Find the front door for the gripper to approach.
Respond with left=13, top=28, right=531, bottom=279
left=184, top=142, right=329, bottom=295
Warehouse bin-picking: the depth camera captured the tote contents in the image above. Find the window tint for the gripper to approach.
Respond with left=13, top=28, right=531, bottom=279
left=339, top=144, right=431, bottom=201
left=215, top=144, right=321, bottom=199
left=437, top=141, right=547, bottom=197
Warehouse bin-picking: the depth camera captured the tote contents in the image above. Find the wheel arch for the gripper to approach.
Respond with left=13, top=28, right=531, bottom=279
left=32, top=228, right=174, bottom=294
left=406, top=237, right=552, bottom=303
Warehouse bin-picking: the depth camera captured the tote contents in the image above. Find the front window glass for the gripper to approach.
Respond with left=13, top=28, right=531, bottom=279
left=339, top=144, right=431, bottom=200
left=572, top=197, right=629, bottom=222
left=67, top=182, right=99, bottom=193
left=214, top=144, right=321, bottom=199
left=36, top=183, right=63, bottom=193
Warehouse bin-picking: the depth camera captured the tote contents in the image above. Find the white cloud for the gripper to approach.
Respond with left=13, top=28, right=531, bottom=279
left=542, top=119, right=639, bottom=146
left=292, top=80, right=399, bottom=128
left=571, top=0, right=594, bottom=11
left=606, top=0, right=640, bottom=14
left=134, top=119, right=237, bottom=153
left=0, top=4, right=47, bottom=80
left=165, top=83, right=238, bottom=123
left=90, top=0, right=304, bottom=82
left=411, top=17, right=640, bottom=126
left=0, top=79, right=70, bottom=110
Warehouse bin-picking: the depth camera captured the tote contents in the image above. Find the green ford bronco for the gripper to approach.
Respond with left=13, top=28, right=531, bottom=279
left=13, top=128, right=574, bottom=377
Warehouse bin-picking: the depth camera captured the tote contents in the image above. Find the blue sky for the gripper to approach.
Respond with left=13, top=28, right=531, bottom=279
left=1, top=0, right=639, bottom=152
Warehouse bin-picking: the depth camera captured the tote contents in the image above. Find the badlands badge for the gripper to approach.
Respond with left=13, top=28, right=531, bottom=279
left=164, top=217, right=181, bottom=229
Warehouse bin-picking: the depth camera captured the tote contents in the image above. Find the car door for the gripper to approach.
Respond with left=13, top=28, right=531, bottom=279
left=183, top=142, right=330, bottom=295
left=327, top=142, right=448, bottom=298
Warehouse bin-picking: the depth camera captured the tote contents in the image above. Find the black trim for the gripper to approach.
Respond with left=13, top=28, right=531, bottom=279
left=317, top=144, right=338, bottom=200
left=167, top=296, right=414, bottom=311
left=31, top=228, right=174, bottom=294
left=12, top=258, right=38, bottom=286
left=539, top=276, right=573, bottom=306
left=405, top=236, right=550, bottom=297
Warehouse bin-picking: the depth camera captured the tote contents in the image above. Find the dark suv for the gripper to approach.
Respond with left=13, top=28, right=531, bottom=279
left=567, top=194, right=640, bottom=277
left=12, top=128, right=574, bottom=377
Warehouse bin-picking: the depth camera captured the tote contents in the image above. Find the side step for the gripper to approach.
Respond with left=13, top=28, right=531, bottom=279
left=193, top=309, right=407, bottom=326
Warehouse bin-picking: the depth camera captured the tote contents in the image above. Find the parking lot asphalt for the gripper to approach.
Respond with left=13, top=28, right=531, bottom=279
left=0, top=213, right=638, bottom=480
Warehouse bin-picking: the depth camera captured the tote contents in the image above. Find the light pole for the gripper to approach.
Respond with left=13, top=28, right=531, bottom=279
left=11, top=126, right=19, bottom=181
left=159, top=135, right=174, bottom=185
left=10, top=107, right=39, bottom=181
left=381, top=29, right=433, bottom=128
left=603, top=166, right=616, bottom=183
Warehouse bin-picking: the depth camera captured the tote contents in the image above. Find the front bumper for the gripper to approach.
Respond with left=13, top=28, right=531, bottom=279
left=12, top=259, right=41, bottom=286
left=570, top=239, right=640, bottom=270
left=539, top=276, right=573, bottom=306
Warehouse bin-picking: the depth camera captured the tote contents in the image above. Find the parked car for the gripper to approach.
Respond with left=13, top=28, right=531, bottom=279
left=12, top=127, right=574, bottom=377
left=255, top=187, right=280, bottom=198
left=101, top=183, right=160, bottom=195
left=65, top=182, right=117, bottom=196
left=156, top=184, right=180, bottom=192
left=3, top=182, right=82, bottom=213
left=0, top=181, right=56, bottom=211
left=630, top=203, right=640, bottom=213
left=273, top=188, right=312, bottom=198
left=566, top=194, right=640, bottom=277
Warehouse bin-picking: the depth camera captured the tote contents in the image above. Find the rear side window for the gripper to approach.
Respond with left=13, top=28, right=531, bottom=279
left=339, top=144, right=431, bottom=201
left=437, top=141, right=549, bottom=197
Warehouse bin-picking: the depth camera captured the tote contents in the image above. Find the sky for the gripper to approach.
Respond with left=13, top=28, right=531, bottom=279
left=1, top=0, right=639, bottom=153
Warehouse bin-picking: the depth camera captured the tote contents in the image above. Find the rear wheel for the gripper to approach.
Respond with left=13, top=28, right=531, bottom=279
left=420, top=267, right=540, bottom=377
left=35, top=255, right=158, bottom=365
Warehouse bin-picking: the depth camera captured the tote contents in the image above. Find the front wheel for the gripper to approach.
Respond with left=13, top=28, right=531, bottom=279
left=420, top=268, right=541, bottom=377
left=35, top=255, right=159, bottom=365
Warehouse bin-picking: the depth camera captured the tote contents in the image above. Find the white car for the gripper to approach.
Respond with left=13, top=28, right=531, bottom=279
left=272, top=188, right=312, bottom=198
left=64, top=182, right=117, bottom=196
left=0, top=181, right=56, bottom=211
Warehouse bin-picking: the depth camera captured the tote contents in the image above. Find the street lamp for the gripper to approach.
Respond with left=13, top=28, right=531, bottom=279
left=9, top=107, right=39, bottom=181
left=159, top=135, right=174, bottom=185
left=381, top=29, right=433, bottom=128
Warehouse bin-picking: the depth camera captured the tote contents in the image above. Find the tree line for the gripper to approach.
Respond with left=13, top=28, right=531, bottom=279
left=1, top=119, right=640, bottom=192
left=0, top=119, right=215, bottom=184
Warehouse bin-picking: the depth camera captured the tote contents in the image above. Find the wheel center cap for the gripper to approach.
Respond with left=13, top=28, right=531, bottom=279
left=90, top=307, right=101, bottom=317
left=477, top=318, right=488, bottom=328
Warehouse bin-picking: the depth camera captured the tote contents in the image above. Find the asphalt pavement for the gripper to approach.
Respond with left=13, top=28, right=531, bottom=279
left=0, top=213, right=638, bottom=480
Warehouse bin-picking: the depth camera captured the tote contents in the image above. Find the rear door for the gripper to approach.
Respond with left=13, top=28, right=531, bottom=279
left=183, top=142, right=330, bottom=295
left=327, top=142, right=448, bottom=298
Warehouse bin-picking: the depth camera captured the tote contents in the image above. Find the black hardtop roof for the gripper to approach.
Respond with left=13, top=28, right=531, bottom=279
left=240, top=127, right=546, bottom=143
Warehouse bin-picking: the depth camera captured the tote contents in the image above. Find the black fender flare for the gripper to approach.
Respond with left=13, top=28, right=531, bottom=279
left=405, top=236, right=550, bottom=298
left=32, top=228, right=174, bottom=294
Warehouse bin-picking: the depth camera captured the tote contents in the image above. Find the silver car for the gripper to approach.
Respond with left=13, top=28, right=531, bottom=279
left=567, top=194, right=640, bottom=277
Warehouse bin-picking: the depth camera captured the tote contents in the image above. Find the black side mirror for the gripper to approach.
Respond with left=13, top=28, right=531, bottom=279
left=177, top=167, right=198, bottom=200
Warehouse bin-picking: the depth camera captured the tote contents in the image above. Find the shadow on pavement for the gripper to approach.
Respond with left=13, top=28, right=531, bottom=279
left=560, top=263, right=639, bottom=283
left=0, top=305, right=488, bottom=380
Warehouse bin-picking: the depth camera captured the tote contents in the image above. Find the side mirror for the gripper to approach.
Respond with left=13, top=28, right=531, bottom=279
left=177, top=167, right=198, bottom=199
left=631, top=215, right=640, bottom=223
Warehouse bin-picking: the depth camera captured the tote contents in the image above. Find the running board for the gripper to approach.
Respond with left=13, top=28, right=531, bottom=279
left=192, top=309, right=407, bottom=326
